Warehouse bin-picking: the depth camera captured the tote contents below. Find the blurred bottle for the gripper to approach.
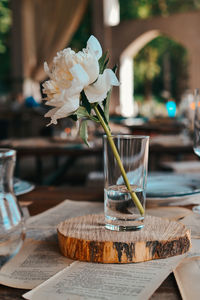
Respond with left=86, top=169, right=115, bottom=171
left=0, top=149, right=25, bottom=266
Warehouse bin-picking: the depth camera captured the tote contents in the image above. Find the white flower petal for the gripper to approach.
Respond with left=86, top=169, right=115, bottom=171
left=70, top=64, right=89, bottom=87
left=76, top=50, right=99, bottom=85
left=45, top=107, right=59, bottom=118
left=46, top=95, right=80, bottom=125
left=87, top=35, right=102, bottom=60
left=61, top=93, right=80, bottom=114
left=44, top=62, right=51, bottom=78
left=45, top=108, right=60, bottom=125
left=84, top=69, right=119, bottom=103
left=45, top=99, right=64, bottom=108
left=45, top=48, right=77, bottom=90
left=106, top=69, right=120, bottom=86
left=42, top=80, right=59, bottom=97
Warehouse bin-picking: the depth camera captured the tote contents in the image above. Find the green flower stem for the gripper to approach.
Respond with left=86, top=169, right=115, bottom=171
left=93, top=105, right=144, bottom=216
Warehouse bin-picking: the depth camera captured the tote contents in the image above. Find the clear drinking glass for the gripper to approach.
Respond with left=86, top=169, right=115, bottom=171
left=104, top=135, right=149, bottom=231
left=0, top=149, right=25, bottom=266
left=194, top=89, right=200, bottom=156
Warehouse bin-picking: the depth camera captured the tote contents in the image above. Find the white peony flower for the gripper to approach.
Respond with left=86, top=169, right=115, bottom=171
left=42, top=36, right=144, bottom=215
left=84, top=69, right=119, bottom=103
left=43, top=35, right=119, bottom=125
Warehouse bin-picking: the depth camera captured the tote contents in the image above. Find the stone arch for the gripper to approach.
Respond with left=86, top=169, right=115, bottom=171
left=109, top=10, right=200, bottom=114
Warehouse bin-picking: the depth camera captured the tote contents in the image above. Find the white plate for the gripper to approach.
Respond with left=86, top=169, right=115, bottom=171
left=147, top=172, right=200, bottom=198
left=14, top=179, right=35, bottom=196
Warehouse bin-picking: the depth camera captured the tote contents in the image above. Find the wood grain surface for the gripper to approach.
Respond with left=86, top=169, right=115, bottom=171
left=58, top=214, right=191, bottom=263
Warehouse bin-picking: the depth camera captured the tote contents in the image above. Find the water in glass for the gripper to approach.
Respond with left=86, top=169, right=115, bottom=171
left=104, top=184, right=145, bottom=230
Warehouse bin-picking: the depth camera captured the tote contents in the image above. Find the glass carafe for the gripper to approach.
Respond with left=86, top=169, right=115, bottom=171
left=0, top=149, right=25, bottom=266
left=193, top=89, right=200, bottom=213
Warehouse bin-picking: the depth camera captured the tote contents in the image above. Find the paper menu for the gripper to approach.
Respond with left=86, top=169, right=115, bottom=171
left=0, top=200, right=103, bottom=289
left=180, top=212, right=200, bottom=239
left=26, top=200, right=103, bottom=241
left=23, top=255, right=185, bottom=300
left=174, top=256, right=200, bottom=300
left=26, top=200, right=104, bottom=231
left=0, top=239, right=73, bottom=289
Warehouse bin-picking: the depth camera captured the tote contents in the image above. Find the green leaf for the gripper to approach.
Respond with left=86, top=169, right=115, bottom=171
left=81, top=91, right=91, bottom=114
left=99, top=52, right=109, bottom=74
left=79, top=120, right=90, bottom=147
left=68, top=114, right=78, bottom=121
left=76, top=106, right=89, bottom=119
left=112, top=64, right=118, bottom=74
left=89, top=115, right=99, bottom=122
left=103, top=89, right=112, bottom=123
left=76, top=106, right=99, bottom=123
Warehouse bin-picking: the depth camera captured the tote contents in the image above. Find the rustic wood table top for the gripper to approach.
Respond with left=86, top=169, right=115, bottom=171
left=0, top=136, right=195, bottom=176
left=0, top=137, right=102, bottom=157
left=0, top=186, right=182, bottom=299
left=0, top=136, right=193, bottom=155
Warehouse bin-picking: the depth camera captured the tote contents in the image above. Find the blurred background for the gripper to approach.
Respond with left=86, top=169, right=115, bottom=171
left=0, top=0, right=200, bottom=186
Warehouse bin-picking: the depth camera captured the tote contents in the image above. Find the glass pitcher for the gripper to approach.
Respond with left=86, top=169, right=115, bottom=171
left=0, top=149, right=25, bottom=266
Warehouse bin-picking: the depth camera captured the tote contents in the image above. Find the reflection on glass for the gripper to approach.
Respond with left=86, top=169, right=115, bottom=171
left=193, top=89, right=200, bottom=213
left=0, top=149, right=25, bottom=266
left=194, top=88, right=200, bottom=156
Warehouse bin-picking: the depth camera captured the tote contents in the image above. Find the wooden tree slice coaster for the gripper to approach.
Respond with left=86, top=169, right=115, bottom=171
left=57, top=214, right=191, bottom=264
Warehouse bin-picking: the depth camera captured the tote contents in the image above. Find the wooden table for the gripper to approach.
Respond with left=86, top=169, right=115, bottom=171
left=0, top=135, right=193, bottom=156
left=0, top=136, right=195, bottom=177
left=0, top=137, right=102, bottom=157
left=0, top=138, right=102, bottom=184
left=0, top=186, right=182, bottom=299
left=122, top=117, right=186, bottom=135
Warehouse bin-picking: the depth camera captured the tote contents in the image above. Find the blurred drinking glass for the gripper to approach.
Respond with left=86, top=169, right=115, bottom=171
left=194, top=89, right=200, bottom=156
left=0, top=149, right=25, bottom=266
left=193, top=89, right=200, bottom=213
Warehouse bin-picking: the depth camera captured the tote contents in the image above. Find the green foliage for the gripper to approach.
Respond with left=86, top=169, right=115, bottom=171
left=76, top=106, right=98, bottom=122
left=0, top=0, right=11, bottom=91
left=119, top=0, right=200, bottom=20
left=69, top=2, right=92, bottom=51
left=134, top=47, right=160, bottom=83
left=81, top=91, right=91, bottom=114
left=79, top=120, right=90, bottom=147
left=68, top=114, right=78, bottom=121
left=0, top=0, right=11, bottom=53
left=103, top=89, right=111, bottom=124
left=99, top=52, right=109, bottom=74
left=134, top=36, right=188, bottom=102
left=76, top=106, right=90, bottom=119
